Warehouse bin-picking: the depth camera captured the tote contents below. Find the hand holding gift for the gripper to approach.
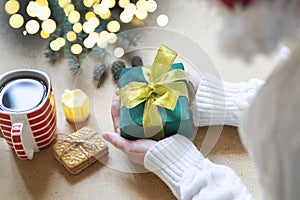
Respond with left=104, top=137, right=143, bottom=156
left=104, top=45, right=198, bottom=165
left=117, top=45, right=195, bottom=140
left=103, top=68, right=198, bottom=165
left=103, top=93, right=157, bottom=166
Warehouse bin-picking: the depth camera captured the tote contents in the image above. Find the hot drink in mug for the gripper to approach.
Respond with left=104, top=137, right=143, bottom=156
left=0, top=69, right=56, bottom=160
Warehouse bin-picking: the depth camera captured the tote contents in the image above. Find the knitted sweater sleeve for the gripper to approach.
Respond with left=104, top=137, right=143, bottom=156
left=144, top=76, right=264, bottom=199
left=191, top=73, right=265, bottom=127
left=144, top=134, right=253, bottom=200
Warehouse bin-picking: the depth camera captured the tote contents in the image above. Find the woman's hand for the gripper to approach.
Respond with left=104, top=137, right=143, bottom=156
left=103, top=90, right=157, bottom=166
left=103, top=132, right=156, bottom=165
left=103, top=70, right=199, bottom=165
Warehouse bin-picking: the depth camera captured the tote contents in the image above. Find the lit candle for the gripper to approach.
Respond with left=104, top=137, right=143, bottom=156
left=62, top=89, right=90, bottom=123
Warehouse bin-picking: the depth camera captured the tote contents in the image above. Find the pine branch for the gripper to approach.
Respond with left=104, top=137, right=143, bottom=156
left=63, top=18, right=81, bottom=73
left=48, top=0, right=65, bottom=22
left=44, top=27, right=64, bottom=63
left=43, top=0, right=144, bottom=75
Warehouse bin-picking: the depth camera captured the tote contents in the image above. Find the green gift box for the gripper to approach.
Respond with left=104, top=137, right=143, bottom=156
left=118, top=45, right=194, bottom=140
left=118, top=64, right=193, bottom=140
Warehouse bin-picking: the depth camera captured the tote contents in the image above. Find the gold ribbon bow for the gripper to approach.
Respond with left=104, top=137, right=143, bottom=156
left=119, top=45, right=192, bottom=138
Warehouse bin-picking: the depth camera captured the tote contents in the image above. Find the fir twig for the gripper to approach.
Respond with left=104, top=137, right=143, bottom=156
left=44, top=0, right=142, bottom=74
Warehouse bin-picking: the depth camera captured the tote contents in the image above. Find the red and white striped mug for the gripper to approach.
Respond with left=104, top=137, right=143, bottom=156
left=0, top=69, right=56, bottom=160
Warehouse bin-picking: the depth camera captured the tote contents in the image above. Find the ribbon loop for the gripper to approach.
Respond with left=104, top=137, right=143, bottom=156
left=152, top=84, right=179, bottom=110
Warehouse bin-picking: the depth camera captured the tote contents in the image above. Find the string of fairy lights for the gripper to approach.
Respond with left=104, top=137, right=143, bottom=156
left=4, top=0, right=162, bottom=57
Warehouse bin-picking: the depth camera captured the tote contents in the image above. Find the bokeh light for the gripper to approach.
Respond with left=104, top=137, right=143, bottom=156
left=68, top=10, right=81, bottom=24
left=73, top=22, right=83, bottom=33
left=157, top=14, right=169, bottom=27
left=9, top=14, right=24, bottom=29
left=5, top=0, right=158, bottom=56
left=67, top=31, right=77, bottom=42
left=107, top=20, right=120, bottom=33
left=50, top=40, right=61, bottom=51
left=25, top=20, right=40, bottom=34
left=26, top=1, right=39, bottom=18
left=70, top=44, right=83, bottom=54
left=5, top=0, right=20, bottom=15
left=42, top=19, right=56, bottom=34
left=114, top=47, right=125, bottom=57
left=37, top=6, right=51, bottom=20
left=40, top=30, right=50, bottom=39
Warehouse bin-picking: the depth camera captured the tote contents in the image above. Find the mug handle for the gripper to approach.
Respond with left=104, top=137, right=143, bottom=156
left=10, top=123, right=34, bottom=160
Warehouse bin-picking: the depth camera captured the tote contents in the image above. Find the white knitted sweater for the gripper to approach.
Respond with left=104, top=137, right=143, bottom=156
left=144, top=74, right=264, bottom=200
